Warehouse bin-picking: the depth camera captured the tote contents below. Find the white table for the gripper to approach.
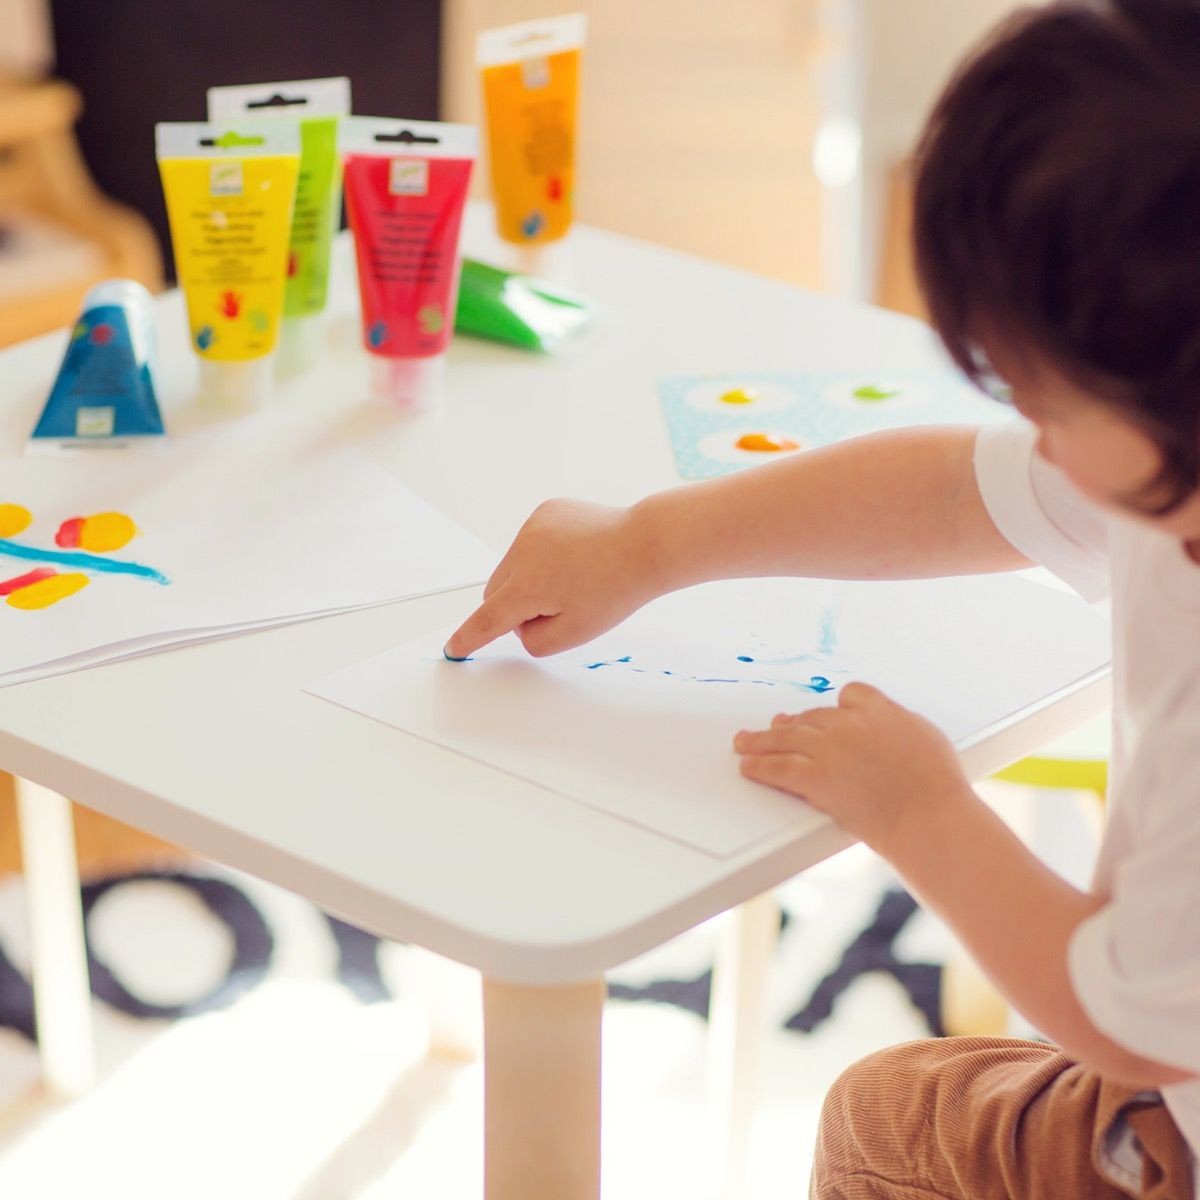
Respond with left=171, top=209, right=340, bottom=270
left=0, top=204, right=1108, bottom=1199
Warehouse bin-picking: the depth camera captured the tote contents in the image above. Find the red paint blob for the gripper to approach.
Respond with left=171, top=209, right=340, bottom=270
left=287, top=251, right=299, bottom=278
left=218, top=291, right=242, bottom=319
left=0, top=567, right=57, bottom=596
left=547, top=176, right=563, bottom=202
left=55, top=517, right=85, bottom=548
left=90, top=323, right=115, bottom=345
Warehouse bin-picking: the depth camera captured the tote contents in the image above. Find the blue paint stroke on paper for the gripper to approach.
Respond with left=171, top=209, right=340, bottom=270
left=0, top=537, right=169, bottom=584
left=583, top=654, right=835, bottom=693
left=818, top=603, right=839, bottom=656
left=798, top=675, right=835, bottom=694
left=735, top=653, right=817, bottom=667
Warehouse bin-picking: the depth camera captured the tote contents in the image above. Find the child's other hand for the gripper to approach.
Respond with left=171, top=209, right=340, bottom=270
left=733, top=683, right=972, bottom=855
left=445, top=499, right=659, bottom=660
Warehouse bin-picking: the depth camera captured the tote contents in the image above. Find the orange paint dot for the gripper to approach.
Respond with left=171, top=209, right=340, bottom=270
left=78, top=512, right=138, bottom=553
left=7, top=573, right=89, bottom=610
left=0, top=504, right=32, bottom=538
left=735, top=432, right=799, bottom=453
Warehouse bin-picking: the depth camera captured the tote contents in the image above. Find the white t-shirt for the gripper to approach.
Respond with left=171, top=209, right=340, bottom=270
left=975, top=421, right=1200, bottom=1194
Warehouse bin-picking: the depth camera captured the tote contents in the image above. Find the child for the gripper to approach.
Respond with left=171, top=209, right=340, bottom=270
left=445, top=1, right=1200, bottom=1194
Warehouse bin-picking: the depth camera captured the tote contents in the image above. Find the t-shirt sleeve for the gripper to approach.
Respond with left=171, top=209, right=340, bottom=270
left=1068, top=717, right=1200, bottom=1074
left=973, top=420, right=1111, bottom=602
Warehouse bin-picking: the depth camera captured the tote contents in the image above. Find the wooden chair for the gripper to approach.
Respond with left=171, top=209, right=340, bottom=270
left=0, top=76, right=162, bottom=348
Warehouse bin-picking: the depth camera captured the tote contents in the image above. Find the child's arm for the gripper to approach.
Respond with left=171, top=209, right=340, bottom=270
left=447, top=425, right=1029, bottom=658
left=889, top=785, right=1195, bottom=1087
left=637, top=424, right=1027, bottom=590
left=735, top=688, right=1197, bottom=1088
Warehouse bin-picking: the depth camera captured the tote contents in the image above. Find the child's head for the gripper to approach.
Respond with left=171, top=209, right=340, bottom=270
left=913, top=0, right=1200, bottom=538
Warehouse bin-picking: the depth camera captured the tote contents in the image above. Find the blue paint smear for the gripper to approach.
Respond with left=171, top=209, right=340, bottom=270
left=799, top=676, right=835, bottom=694
left=818, top=603, right=839, bottom=656
left=0, top=538, right=169, bottom=585
left=587, top=655, right=632, bottom=670
left=743, top=653, right=816, bottom=667
left=443, top=652, right=474, bottom=663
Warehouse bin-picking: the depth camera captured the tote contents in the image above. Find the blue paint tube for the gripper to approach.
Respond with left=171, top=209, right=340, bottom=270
left=27, top=279, right=166, bottom=454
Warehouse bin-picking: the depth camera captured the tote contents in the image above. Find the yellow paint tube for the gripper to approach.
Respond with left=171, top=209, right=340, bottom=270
left=155, top=122, right=299, bottom=408
left=477, top=14, right=586, bottom=268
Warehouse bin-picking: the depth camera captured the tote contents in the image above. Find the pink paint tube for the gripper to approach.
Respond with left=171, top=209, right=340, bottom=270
left=341, top=117, right=478, bottom=407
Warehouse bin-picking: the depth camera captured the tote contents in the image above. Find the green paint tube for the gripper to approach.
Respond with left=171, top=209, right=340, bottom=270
left=454, top=258, right=592, bottom=351
left=207, top=77, right=351, bottom=374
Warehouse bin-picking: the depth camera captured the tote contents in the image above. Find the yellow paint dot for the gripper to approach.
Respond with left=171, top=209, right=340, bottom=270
left=79, top=512, right=138, bottom=553
left=719, top=388, right=757, bottom=405
left=0, top=504, right=32, bottom=538
left=7, top=573, right=89, bottom=610
left=735, top=432, right=800, bottom=453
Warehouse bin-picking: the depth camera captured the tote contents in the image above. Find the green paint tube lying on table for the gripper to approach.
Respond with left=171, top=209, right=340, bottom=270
left=454, top=258, right=592, bottom=351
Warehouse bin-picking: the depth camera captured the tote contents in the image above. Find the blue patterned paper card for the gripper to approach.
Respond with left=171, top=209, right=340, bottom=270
left=658, top=372, right=1009, bottom=479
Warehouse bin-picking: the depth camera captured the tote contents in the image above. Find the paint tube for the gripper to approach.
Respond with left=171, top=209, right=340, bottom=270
left=477, top=14, right=586, bottom=275
left=27, top=279, right=166, bottom=453
left=155, top=122, right=299, bottom=410
left=454, top=258, right=591, bottom=351
left=341, top=117, right=477, bottom=407
left=206, top=77, right=351, bottom=375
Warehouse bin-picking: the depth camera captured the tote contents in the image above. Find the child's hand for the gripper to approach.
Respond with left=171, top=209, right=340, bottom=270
left=445, top=499, right=660, bottom=660
left=733, top=683, right=972, bottom=856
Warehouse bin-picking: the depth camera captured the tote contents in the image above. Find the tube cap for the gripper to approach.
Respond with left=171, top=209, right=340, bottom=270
left=511, top=238, right=573, bottom=282
left=276, top=315, right=327, bottom=377
left=369, top=354, right=445, bottom=409
left=82, top=279, right=154, bottom=312
left=197, top=357, right=273, bottom=411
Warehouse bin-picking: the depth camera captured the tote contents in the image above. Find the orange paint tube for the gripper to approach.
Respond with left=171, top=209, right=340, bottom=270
left=477, top=14, right=586, bottom=268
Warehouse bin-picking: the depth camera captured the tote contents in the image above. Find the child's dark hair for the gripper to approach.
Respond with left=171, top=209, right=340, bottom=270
left=913, top=0, right=1200, bottom=506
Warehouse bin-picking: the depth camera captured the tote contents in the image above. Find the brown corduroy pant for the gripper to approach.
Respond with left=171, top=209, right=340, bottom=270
left=811, top=1037, right=1194, bottom=1200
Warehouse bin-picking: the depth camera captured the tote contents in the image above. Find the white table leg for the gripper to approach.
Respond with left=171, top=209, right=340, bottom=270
left=14, top=777, right=96, bottom=1097
left=482, top=976, right=604, bottom=1200
left=706, top=891, right=781, bottom=1198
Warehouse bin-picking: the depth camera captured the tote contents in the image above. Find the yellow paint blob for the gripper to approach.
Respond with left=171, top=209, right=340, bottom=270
left=79, top=512, right=138, bottom=553
left=719, top=388, right=757, bottom=405
left=735, top=432, right=800, bottom=453
left=7, top=573, right=90, bottom=610
left=0, top=504, right=32, bottom=538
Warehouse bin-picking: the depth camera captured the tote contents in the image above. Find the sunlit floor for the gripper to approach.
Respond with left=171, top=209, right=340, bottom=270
left=0, top=843, right=954, bottom=1200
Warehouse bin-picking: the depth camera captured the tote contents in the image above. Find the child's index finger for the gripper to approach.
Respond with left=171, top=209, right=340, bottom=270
left=443, top=585, right=528, bottom=660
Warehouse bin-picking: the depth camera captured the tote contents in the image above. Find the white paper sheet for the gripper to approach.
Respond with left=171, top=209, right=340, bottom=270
left=307, top=574, right=1112, bottom=859
left=0, top=415, right=493, bottom=685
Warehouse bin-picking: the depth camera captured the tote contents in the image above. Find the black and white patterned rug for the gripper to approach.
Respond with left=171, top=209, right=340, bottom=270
left=0, top=843, right=956, bottom=1199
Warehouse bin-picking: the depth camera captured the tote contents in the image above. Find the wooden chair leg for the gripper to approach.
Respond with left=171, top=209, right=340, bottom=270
left=409, top=945, right=483, bottom=1061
